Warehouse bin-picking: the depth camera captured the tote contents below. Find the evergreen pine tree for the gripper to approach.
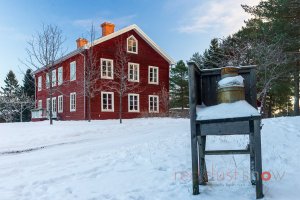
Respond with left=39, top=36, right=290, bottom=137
left=190, top=52, right=203, bottom=69
left=202, top=38, right=225, bottom=68
left=1, top=70, right=20, bottom=97
left=21, top=69, right=35, bottom=122
left=0, top=70, right=20, bottom=122
left=22, top=69, right=35, bottom=98
left=170, top=60, right=189, bottom=109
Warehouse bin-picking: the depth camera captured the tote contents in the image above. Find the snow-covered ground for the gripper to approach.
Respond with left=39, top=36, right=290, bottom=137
left=0, top=117, right=299, bottom=200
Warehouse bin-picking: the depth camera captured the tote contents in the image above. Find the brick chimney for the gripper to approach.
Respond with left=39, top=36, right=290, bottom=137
left=76, top=38, right=88, bottom=48
left=101, top=22, right=115, bottom=37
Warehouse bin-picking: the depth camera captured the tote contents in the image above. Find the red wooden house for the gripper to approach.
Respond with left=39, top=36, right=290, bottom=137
left=31, top=22, right=174, bottom=121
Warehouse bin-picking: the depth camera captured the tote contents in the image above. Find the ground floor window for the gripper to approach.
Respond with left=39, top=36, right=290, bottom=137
left=58, top=95, right=63, bottom=113
left=149, top=95, right=159, bottom=113
left=128, top=94, right=139, bottom=112
left=38, top=100, right=42, bottom=109
left=46, top=98, right=50, bottom=112
left=70, top=92, right=76, bottom=112
left=52, top=97, right=57, bottom=113
left=101, top=92, right=114, bottom=112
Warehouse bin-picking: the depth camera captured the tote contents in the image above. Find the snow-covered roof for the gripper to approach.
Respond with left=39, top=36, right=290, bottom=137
left=33, top=24, right=174, bottom=75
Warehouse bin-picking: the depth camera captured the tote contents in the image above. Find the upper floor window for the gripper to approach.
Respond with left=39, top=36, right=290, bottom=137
left=46, top=73, right=50, bottom=88
left=52, top=69, right=57, bottom=87
left=101, top=92, right=114, bottom=112
left=128, top=62, right=139, bottom=82
left=148, top=66, right=159, bottom=84
left=128, top=94, right=139, bottom=112
left=70, top=92, right=76, bottom=112
left=58, top=67, right=63, bottom=85
left=127, top=36, right=138, bottom=54
left=38, top=76, right=42, bottom=91
left=70, top=61, right=76, bottom=81
left=101, top=58, right=114, bottom=79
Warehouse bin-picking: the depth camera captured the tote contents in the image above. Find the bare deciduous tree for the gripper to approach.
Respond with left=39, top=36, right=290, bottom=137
left=158, top=84, right=169, bottom=116
left=105, top=38, right=142, bottom=123
left=23, top=24, right=65, bottom=125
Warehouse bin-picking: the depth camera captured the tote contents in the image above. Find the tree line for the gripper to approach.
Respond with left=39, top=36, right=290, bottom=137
left=0, top=69, right=35, bottom=122
left=171, top=0, right=300, bottom=118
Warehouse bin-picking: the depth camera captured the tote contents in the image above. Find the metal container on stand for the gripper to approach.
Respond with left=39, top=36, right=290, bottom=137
left=217, top=66, right=245, bottom=104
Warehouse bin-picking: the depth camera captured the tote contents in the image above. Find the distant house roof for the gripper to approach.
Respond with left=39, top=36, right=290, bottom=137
left=33, top=24, right=174, bottom=75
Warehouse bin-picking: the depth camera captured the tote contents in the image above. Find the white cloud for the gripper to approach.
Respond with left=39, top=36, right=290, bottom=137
left=177, top=0, right=261, bottom=36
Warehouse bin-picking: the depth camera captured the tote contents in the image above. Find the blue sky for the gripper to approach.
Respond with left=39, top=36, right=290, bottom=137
left=0, top=0, right=260, bottom=87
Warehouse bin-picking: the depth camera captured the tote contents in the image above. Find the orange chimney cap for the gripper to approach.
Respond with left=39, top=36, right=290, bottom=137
left=76, top=38, right=88, bottom=48
left=101, top=22, right=115, bottom=37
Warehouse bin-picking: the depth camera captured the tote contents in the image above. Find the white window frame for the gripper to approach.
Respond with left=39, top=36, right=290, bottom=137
left=52, top=69, right=57, bottom=87
left=128, top=62, right=140, bottom=82
left=38, top=100, right=42, bottom=109
left=148, top=66, right=159, bottom=84
left=101, top=92, right=114, bottom=112
left=46, top=73, right=50, bottom=88
left=52, top=97, right=57, bottom=113
left=100, top=58, right=114, bottom=79
left=70, top=61, right=76, bottom=81
left=58, top=66, right=63, bottom=85
left=149, top=95, right=159, bottom=113
left=58, top=95, right=63, bottom=113
left=128, top=93, right=140, bottom=112
left=38, top=76, right=42, bottom=91
left=70, top=92, right=76, bottom=112
left=127, top=35, right=138, bottom=54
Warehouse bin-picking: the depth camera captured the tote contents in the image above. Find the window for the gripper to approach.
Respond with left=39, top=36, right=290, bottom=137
left=128, top=63, right=139, bottom=82
left=52, top=69, right=57, bottom=87
left=46, top=98, right=50, bottom=112
left=128, top=94, right=139, bottom=112
left=148, top=66, right=159, bottom=84
left=58, top=67, right=63, bottom=85
left=101, top=58, right=113, bottom=79
left=38, top=100, right=42, bottom=109
left=52, top=97, right=57, bottom=113
left=70, top=92, right=76, bottom=112
left=70, top=61, right=76, bottom=81
left=149, top=95, right=159, bottom=113
left=101, top=92, right=114, bottom=112
left=38, top=76, right=42, bottom=91
left=58, top=95, right=63, bottom=113
left=46, top=73, right=50, bottom=88
left=127, top=36, right=138, bottom=54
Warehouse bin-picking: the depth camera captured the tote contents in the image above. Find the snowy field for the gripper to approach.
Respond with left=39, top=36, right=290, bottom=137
left=0, top=117, right=299, bottom=200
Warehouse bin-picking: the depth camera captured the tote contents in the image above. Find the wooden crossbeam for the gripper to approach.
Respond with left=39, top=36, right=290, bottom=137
left=205, top=149, right=250, bottom=155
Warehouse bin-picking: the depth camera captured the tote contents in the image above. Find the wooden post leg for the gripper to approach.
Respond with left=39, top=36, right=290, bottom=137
left=198, top=135, right=207, bottom=185
left=249, top=120, right=256, bottom=185
left=192, top=124, right=199, bottom=194
left=254, top=119, right=264, bottom=199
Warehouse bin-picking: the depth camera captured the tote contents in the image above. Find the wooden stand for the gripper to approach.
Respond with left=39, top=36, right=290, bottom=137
left=188, top=62, right=264, bottom=199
